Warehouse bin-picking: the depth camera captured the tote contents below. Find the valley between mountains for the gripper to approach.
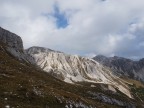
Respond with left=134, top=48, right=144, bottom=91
left=0, top=27, right=144, bottom=108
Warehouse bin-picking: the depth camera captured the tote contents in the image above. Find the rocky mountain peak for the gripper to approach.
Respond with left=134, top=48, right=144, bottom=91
left=0, top=27, right=23, bottom=51
left=26, top=46, right=54, bottom=54
left=93, top=55, right=144, bottom=82
left=25, top=48, right=134, bottom=98
left=94, top=55, right=107, bottom=59
left=0, top=27, right=35, bottom=64
left=26, top=46, right=62, bottom=55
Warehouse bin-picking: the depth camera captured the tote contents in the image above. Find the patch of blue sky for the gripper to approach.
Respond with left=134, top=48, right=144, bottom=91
left=53, top=5, right=68, bottom=28
left=42, top=5, right=68, bottom=28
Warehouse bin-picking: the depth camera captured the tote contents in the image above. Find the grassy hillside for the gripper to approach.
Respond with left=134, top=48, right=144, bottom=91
left=0, top=43, right=144, bottom=108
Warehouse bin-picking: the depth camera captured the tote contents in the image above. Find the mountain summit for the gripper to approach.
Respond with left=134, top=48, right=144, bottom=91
left=0, top=27, right=35, bottom=63
left=93, top=55, right=144, bottom=82
left=26, top=46, right=134, bottom=98
left=0, top=27, right=144, bottom=108
left=0, top=27, right=23, bottom=51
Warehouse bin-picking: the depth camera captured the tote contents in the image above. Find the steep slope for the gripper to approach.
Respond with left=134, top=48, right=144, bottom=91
left=1, top=45, right=141, bottom=108
left=26, top=47, right=135, bottom=98
left=1, top=27, right=144, bottom=107
left=0, top=27, right=35, bottom=64
left=1, top=27, right=143, bottom=108
left=93, top=55, right=144, bottom=82
left=0, top=27, right=23, bottom=51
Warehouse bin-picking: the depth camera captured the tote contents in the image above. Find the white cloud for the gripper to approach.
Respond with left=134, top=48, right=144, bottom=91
left=1, top=0, right=144, bottom=59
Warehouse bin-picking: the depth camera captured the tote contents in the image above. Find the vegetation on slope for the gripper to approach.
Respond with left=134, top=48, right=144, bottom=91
left=0, top=43, right=144, bottom=108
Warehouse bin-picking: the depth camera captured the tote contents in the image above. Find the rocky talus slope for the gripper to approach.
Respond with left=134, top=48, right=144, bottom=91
left=0, top=27, right=144, bottom=107
left=26, top=47, right=138, bottom=98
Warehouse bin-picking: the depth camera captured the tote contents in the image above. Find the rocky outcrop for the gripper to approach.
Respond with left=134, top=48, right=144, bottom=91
left=0, top=27, right=23, bottom=51
left=93, top=55, right=144, bottom=82
left=0, top=27, right=143, bottom=107
left=0, top=27, right=34, bottom=64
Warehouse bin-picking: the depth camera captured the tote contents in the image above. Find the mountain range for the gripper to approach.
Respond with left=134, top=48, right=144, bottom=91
left=0, top=27, right=144, bottom=108
left=93, top=55, right=144, bottom=82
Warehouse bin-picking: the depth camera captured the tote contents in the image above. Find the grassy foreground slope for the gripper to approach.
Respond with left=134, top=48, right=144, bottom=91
left=0, top=43, right=144, bottom=108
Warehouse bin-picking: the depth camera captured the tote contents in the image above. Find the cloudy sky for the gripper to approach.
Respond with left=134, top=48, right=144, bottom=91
left=0, top=0, right=144, bottom=59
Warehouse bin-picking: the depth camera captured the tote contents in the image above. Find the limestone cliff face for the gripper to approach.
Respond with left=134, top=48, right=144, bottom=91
left=26, top=46, right=133, bottom=98
left=0, top=27, right=34, bottom=64
left=0, top=27, right=135, bottom=98
left=1, top=27, right=144, bottom=107
left=0, top=27, right=23, bottom=51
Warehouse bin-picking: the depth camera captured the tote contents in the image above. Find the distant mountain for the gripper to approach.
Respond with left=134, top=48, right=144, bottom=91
left=0, top=26, right=144, bottom=108
left=93, top=55, right=144, bottom=82
left=26, top=46, right=134, bottom=98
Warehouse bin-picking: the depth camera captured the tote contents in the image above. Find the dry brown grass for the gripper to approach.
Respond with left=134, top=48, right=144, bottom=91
left=0, top=43, right=144, bottom=108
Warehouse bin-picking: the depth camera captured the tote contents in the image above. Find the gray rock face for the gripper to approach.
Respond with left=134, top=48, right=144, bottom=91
left=0, top=27, right=23, bottom=51
left=0, top=27, right=35, bottom=64
left=93, top=55, right=144, bottom=82
left=25, top=47, right=135, bottom=98
left=26, top=46, right=55, bottom=54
